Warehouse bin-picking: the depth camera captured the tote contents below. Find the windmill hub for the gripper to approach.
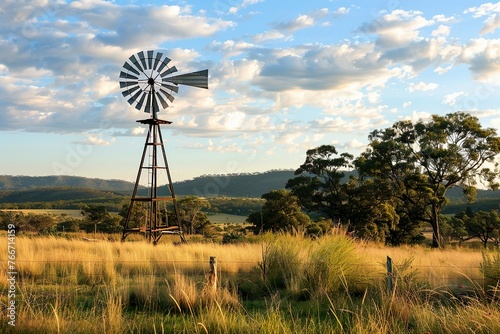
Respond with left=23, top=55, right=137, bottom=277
left=147, top=77, right=155, bottom=86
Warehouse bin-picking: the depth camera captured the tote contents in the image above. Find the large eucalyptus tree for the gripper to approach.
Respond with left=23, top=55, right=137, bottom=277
left=357, top=112, right=500, bottom=248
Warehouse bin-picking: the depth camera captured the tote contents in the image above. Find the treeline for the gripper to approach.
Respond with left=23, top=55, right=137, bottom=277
left=0, top=206, right=122, bottom=234
left=248, top=112, right=500, bottom=249
left=205, top=197, right=264, bottom=216
left=0, top=187, right=127, bottom=212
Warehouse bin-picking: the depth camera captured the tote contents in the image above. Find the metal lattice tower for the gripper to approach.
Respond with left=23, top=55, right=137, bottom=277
left=119, top=50, right=208, bottom=244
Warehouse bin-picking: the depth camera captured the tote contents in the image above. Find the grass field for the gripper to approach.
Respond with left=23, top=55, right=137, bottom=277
left=206, top=213, right=247, bottom=224
left=0, top=231, right=499, bottom=333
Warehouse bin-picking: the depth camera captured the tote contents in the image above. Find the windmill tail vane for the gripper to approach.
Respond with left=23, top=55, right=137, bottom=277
left=119, top=50, right=208, bottom=119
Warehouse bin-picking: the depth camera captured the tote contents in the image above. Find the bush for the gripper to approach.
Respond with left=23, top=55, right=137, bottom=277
left=222, top=232, right=246, bottom=244
left=481, top=251, right=500, bottom=288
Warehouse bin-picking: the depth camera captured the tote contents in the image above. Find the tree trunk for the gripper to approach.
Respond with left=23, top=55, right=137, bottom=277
left=431, top=204, right=441, bottom=248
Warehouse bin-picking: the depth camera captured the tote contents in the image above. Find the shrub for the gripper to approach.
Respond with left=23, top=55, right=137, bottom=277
left=481, top=251, right=500, bottom=288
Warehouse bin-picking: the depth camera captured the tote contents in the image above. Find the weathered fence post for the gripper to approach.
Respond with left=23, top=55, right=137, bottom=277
left=208, top=256, right=217, bottom=292
left=387, top=256, right=393, bottom=293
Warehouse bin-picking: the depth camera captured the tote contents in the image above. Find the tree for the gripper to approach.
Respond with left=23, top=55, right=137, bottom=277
left=286, top=145, right=398, bottom=242
left=285, top=145, right=354, bottom=222
left=25, top=214, right=56, bottom=233
left=98, top=215, right=123, bottom=234
left=176, top=196, right=211, bottom=234
left=81, top=205, right=109, bottom=234
left=466, top=210, right=500, bottom=248
left=118, top=202, right=148, bottom=229
left=247, top=189, right=310, bottom=233
left=358, top=112, right=500, bottom=248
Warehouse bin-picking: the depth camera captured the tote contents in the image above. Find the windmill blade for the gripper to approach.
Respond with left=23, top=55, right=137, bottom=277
left=135, top=92, right=147, bottom=110
left=160, top=66, right=178, bottom=78
left=155, top=91, right=170, bottom=109
left=128, top=55, right=144, bottom=74
left=159, top=88, right=175, bottom=103
left=138, top=51, right=148, bottom=70
left=120, top=81, right=139, bottom=88
left=160, top=83, right=179, bottom=93
left=127, top=90, right=142, bottom=105
left=123, top=62, right=140, bottom=76
left=122, top=85, right=140, bottom=97
left=119, top=71, right=138, bottom=80
left=157, top=56, right=171, bottom=73
left=147, top=50, right=154, bottom=69
left=163, top=69, right=208, bottom=89
left=153, top=52, right=163, bottom=70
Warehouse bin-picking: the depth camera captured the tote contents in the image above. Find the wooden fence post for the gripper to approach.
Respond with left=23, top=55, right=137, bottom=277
left=387, top=256, right=393, bottom=293
left=209, top=256, right=217, bottom=292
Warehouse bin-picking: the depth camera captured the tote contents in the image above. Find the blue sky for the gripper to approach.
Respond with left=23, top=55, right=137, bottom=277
left=1, top=0, right=499, bottom=183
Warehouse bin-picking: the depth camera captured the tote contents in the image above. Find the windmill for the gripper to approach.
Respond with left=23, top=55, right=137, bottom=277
left=119, top=50, right=208, bottom=244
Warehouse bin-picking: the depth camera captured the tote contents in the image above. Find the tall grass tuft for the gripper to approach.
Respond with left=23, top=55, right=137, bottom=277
left=103, top=285, right=123, bottom=334
left=306, top=234, right=364, bottom=296
left=261, top=234, right=307, bottom=293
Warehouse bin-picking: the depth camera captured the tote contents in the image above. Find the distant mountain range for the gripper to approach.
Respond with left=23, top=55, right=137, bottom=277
left=1, top=171, right=499, bottom=214
left=0, top=170, right=297, bottom=197
left=165, top=170, right=297, bottom=198
left=0, top=175, right=134, bottom=193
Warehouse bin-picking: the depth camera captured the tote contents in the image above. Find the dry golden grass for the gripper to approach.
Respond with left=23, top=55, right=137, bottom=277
left=356, top=242, right=484, bottom=287
left=0, top=234, right=487, bottom=290
left=0, top=234, right=498, bottom=334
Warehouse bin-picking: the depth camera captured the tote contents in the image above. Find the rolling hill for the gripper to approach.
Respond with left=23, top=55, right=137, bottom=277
left=1, top=172, right=500, bottom=215
left=0, top=175, right=134, bottom=193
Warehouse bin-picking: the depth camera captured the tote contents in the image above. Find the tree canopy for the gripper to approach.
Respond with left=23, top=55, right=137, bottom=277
left=285, top=112, right=500, bottom=247
left=357, top=112, right=500, bottom=247
left=247, top=189, right=311, bottom=233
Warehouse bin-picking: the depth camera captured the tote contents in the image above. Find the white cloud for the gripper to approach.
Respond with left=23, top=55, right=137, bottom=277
left=443, top=91, right=467, bottom=106
left=434, top=65, right=453, bottom=74
left=432, top=14, right=455, bottom=23
left=253, top=30, right=286, bottom=43
left=345, top=138, right=366, bottom=150
left=334, top=7, right=350, bottom=15
left=274, top=8, right=331, bottom=33
left=465, top=2, right=500, bottom=35
left=275, top=14, right=315, bottom=33
left=228, top=0, right=264, bottom=14
left=208, top=40, right=257, bottom=58
left=408, top=81, right=439, bottom=92
left=83, top=134, right=110, bottom=146
left=431, top=25, right=450, bottom=37
left=458, top=38, right=500, bottom=81
left=359, top=10, right=434, bottom=48
left=132, top=127, right=145, bottom=135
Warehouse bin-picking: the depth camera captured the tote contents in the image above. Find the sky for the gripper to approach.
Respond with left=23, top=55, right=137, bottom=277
left=1, top=0, right=500, bottom=183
